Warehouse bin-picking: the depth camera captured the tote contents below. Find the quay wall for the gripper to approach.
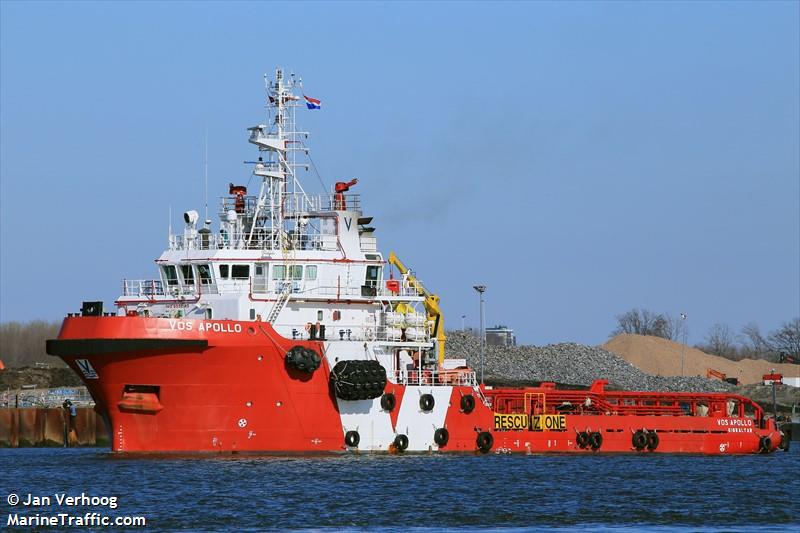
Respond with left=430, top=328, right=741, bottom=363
left=0, top=408, right=109, bottom=447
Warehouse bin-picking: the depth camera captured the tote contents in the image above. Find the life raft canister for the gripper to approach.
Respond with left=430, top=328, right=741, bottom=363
left=460, top=394, right=476, bottom=414
left=434, top=427, right=449, bottom=447
left=394, top=434, right=409, bottom=452
left=419, top=393, right=435, bottom=412
left=380, top=392, right=396, bottom=412
left=344, top=430, right=360, bottom=448
left=476, top=431, right=494, bottom=453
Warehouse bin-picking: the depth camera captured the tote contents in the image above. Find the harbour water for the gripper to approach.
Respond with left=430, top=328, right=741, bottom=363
left=1, top=447, right=798, bottom=531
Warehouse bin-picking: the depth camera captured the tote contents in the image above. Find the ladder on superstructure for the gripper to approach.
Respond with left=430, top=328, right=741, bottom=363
left=266, top=282, right=292, bottom=324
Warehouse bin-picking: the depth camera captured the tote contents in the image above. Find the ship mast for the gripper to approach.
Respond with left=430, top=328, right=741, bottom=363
left=247, top=67, right=312, bottom=250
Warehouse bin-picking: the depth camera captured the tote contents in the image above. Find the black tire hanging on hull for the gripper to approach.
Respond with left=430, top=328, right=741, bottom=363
left=589, top=431, right=603, bottom=451
left=394, top=434, right=409, bottom=451
left=380, top=392, right=396, bottom=412
left=460, top=394, right=476, bottom=414
left=419, top=393, right=435, bottom=412
left=434, top=428, right=449, bottom=447
left=344, top=430, right=360, bottom=448
left=632, top=430, right=647, bottom=451
left=476, top=431, right=494, bottom=453
left=646, top=431, right=659, bottom=451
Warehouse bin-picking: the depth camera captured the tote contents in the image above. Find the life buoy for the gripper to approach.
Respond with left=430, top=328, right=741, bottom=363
left=460, top=394, right=476, bottom=414
left=434, top=427, right=449, bottom=447
left=419, top=393, right=435, bottom=412
left=590, top=431, right=603, bottom=450
left=759, top=436, right=772, bottom=453
left=344, top=430, right=360, bottom=448
left=632, top=430, right=647, bottom=451
left=394, top=434, right=409, bottom=451
left=477, top=431, right=494, bottom=453
left=646, top=431, right=659, bottom=451
left=380, top=392, right=396, bottom=412
left=577, top=431, right=590, bottom=449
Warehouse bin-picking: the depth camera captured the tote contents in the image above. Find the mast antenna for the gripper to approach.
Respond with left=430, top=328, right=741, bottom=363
left=203, top=128, right=209, bottom=223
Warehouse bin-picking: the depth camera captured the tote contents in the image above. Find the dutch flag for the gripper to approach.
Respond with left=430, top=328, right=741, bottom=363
left=304, top=95, right=321, bottom=110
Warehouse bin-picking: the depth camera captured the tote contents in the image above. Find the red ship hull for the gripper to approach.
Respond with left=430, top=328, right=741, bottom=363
left=49, top=317, right=782, bottom=455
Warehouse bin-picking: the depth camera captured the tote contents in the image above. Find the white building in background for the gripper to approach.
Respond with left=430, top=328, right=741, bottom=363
left=486, top=325, right=516, bottom=347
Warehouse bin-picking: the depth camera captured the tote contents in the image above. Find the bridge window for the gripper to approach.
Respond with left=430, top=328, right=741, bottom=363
left=198, top=264, right=213, bottom=285
left=180, top=265, right=195, bottom=285
left=290, top=265, right=303, bottom=280
left=272, top=265, right=286, bottom=280
left=305, top=265, right=317, bottom=280
left=162, top=265, right=179, bottom=286
left=219, top=265, right=230, bottom=279
left=366, top=265, right=381, bottom=287
left=232, top=265, right=250, bottom=279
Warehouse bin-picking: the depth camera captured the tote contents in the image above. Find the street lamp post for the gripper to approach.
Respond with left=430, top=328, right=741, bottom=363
left=680, top=313, right=687, bottom=377
left=473, top=285, right=486, bottom=385
left=461, top=314, right=466, bottom=331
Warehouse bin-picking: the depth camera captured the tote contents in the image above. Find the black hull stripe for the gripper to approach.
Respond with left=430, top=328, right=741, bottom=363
left=46, top=339, right=209, bottom=357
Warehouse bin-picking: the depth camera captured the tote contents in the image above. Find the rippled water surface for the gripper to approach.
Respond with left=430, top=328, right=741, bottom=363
left=2, top=447, right=798, bottom=531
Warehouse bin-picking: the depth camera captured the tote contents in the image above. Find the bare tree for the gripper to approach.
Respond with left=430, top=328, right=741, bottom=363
left=0, top=321, right=63, bottom=368
left=699, top=323, right=738, bottom=359
left=612, top=308, right=673, bottom=339
left=661, top=314, right=688, bottom=342
left=739, top=322, right=772, bottom=359
left=768, top=318, right=800, bottom=360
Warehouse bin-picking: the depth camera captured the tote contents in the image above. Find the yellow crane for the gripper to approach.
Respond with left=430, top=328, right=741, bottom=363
left=387, top=251, right=446, bottom=364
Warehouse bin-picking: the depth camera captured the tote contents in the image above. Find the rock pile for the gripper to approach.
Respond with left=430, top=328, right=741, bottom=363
left=444, top=331, right=733, bottom=393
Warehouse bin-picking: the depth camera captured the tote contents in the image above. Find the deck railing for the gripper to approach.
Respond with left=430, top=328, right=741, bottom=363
left=392, top=369, right=478, bottom=387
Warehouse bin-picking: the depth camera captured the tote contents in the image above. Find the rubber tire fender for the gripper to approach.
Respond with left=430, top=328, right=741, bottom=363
left=302, top=348, right=322, bottom=371
left=576, top=431, right=590, bottom=449
left=344, top=430, right=360, bottom=448
left=460, top=394, right=476, bottom=414
left=759, top=436, right=772, bottom=453
left=646, top=431, right=659, bottom=451
left=419, top=393, right=435, bottom=412
left=590, top=431, right=603, bottom=451
left=779, top=432, right=790, bottom=452
left=476, top=431, right=494, bottom=453
left=394, top=434, right=409, bottom=451
left=380, top=392, right=396, bottom=412
left=434, top=427, right=449, bottom=447
left=632, top=430, right=647, bottom=451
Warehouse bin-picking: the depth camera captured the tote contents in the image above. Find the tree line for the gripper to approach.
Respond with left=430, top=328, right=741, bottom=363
left=612, top=309, right=799, bottom=363
left=0, top=321, right=63, bottom=368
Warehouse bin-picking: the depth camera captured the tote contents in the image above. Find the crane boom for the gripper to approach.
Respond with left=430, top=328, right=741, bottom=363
left=387, top=251, right=446, bottom=364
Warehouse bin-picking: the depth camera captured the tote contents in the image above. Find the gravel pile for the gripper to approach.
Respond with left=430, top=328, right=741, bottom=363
left=445, top=331, right=733, bottom=393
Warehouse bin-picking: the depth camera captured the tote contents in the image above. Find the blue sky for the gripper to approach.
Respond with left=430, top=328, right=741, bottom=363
left=1, top=1, right=798, bottom=346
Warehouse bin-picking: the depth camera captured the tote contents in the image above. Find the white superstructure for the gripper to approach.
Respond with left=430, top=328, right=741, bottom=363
left=115, top=69, right=473, bottom=441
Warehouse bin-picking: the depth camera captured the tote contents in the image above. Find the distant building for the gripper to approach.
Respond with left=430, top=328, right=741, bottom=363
left=486, top=325, right=516, bottom=347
